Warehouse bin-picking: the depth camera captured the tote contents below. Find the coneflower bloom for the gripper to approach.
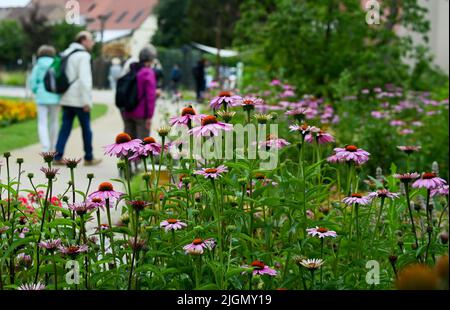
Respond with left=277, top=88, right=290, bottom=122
left=88, top=182, right=123, bottom=203
left=129, top=200, right=150, bottom=212
left=246, top=260, right=277, bottom=276
left=431, top=185, right=449, bottom=197
left=189, top=115, right=233, bottom=137
left=305, top=129, right=335, bottom=144
left=342, top=193, right=371, bottom=205
left=333, top=145, right=370, bottom=165
left=393, top=172, right=420, bottom=183
left=412, top=173, right=447, bottom=190
left=285, top=107, right=312, bottom=121
left=16, top=253, right=32, bottom=268
left=260, top=135, right=290, bottom=149
left=17, top=282, right=46, bottom=290
left=128, top=238, right=146, bottom=251
left=129, top=137, right=163, bottom=161
left=289, top=124, right=313, bottom=136
left=59, top=244, right=88, bottom=258
left=39, top=151, right=57, bottom=163
left=87, top=197, right=106, bottom=209
left=306, top=226, right=337, bottom=238
left=241, top=96, right=263, bottom=111
left=299, top=258, right=324, bottom=271
left=368, top=189, right=400, bottom=200
left=183, top=238, right=210, bottom=255
left=39, top=239, right=62, bottom=251
left=68, top=202, right=97, bottom=216
left=169, top=106, right=203, bottom=127
left=160, top=219, right=187, bottom=232
left=326, top=152, right=341, bottom=163
left=194, top=165, right=228, bottom=179
left=397, top=146, right=421, bottom=155
left=104, top=133, right=142, bottom=158
left=63, top=158, right=82, bottom=168
left=209, top=91, right=242, bottom=109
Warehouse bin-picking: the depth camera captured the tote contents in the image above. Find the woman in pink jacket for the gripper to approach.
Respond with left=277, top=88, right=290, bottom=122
left=122, top=45, right=158, bottom=139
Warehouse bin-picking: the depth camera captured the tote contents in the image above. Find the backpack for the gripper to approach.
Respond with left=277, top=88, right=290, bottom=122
left=43, top=49, right=83, bottom=94
left=115, top=68, right=139, bottom=112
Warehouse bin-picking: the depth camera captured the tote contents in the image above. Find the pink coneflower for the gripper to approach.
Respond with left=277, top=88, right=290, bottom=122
left=289, top=124, right=313, bottom=136
left=390, top=120, right=405, bottom=127
left=342, top=193, right=371, bottom=205
left=194, top=165, right=228, bottom=179
left=59, top=244, right=88, bottom=258
left=393, top=173, right=420, bottom=183
left=260, top=135, right=290, bottom=149
left=129, top=137, right=163, bottom=161
left=183, top=238, right=209, bottom=255
left=128, top=238, right=146, bottom=251
left=160, top=219, right=187, bottom=232
left=270, top=79, right=282, bottom=86
left=280, top=90, right=295, bottom=98
left=431, top=185, right=449, bottom=197
left=17, top=282, right=46, bottom=290
left=305, top=129, right=335, bottom=144
left=169, top=106, right=203, bottom=127
left=333, top=145, right=370, bottom=165
left=397, top=146, right=421, bottom=154
left=189, top=115, right=233, bottom=137
left=104, top=133, right=142, bottom=158
left=40, top=167, right=59, bottom=179
left=210, top=91, right=242, bottom=109
left=241, top=96, right=263, bottom=111
left=248, top=260, right=277, bottom=276
left=87, top=197, right=106, bottom=210
left=285, top=107, right=312, bottom=119
left=88, top=182, right=123, bottom=202
left=16, top=253, right=32, bottom=268
left=399, top=129, right=414, bottom=135
left=306, top=226, right=337, bottom=238
left=412, top=173, right=447, bottom=190
left=39, top=239, right=62, bottom=251
left=68, top=202, right=97, bottom=216
left=367, top=189, right=400, bottom=200
left=361, top=89, right=370, bottom=94
left=326, top=152, right=341, bottom=163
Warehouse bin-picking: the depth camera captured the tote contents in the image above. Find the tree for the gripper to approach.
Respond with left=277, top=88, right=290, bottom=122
left=0, top=20, right=25, bottom=65
left=152, top=0, right=190, bottom=47
left=50, top=22, right=85, bottom=52
left=234, top=0, right=438, bottom=96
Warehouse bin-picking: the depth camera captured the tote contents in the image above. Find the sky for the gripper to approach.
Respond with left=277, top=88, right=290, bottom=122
left=0, top=0, right=30, bottom=8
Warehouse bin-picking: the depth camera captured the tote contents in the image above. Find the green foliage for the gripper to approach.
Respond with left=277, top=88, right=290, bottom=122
left=0, top=20, right=25, bottom=65
left=234, top=0, right=444, bottom=97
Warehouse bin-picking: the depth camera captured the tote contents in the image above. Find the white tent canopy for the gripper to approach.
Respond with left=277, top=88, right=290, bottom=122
left=191, top=42, right=239, bottom=58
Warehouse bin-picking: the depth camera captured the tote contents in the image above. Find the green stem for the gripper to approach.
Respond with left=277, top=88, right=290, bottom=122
left=404, top=183, right=419, bottom=251
left=375, top=197, right=385, bottom=237
left=128, top=210, right=139, bottom=290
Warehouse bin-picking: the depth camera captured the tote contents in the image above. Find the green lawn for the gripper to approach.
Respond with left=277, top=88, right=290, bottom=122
left=0, top=101, right=108, bottom=154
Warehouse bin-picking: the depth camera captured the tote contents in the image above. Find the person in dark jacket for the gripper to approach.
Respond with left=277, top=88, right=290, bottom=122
left=121, top=45, right=157, bottom=139
left=193, top=59, right=206, bottom=103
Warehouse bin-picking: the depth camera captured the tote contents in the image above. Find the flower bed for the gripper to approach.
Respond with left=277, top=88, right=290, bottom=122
left=0, top=82, right=448, bottom=290
left=0, top=99, right=37, bottom=128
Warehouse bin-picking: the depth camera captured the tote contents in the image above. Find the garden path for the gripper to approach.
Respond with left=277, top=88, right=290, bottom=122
left=0, top=86, right=187, bottom=231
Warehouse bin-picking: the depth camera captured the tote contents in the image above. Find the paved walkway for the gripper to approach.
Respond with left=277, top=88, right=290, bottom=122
left=0, top=86, right=186, bottom=229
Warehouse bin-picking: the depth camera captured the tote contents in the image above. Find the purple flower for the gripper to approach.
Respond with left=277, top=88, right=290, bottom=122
left=367, top=189, right=400, bottom=200
left=88, top=182, right=123, bottom=203
left=18, top=282, right=46, bottom=290
left=333, top=145, right=370, bottom=165
left=194, top=165, right=228, bottom=179
left=210, top=91, right=242, bottom=109
left=260, top=135, right=290, bottom=149
left=160, top=219, right=187, bottom=232
left=397, top=146, right=421, bottom=155
left=59, top=244, right=88, bottom=258
left=412, top=173, right=447, bottom=190
left=305, top=129, right=335, bottom=144
left=104, top=133, right=142, bottom=158
left=431, top=185, right=449, bottom=197
left=306, top=226, right=337, bottom=238
left=393, top=173, right=420, bottom=183
left=247, top=260, right=277, bottom=276
left=129, top=137, right=163, bottom=161
left=68, top=202, right=97, bottom=216
left=189, top=115, right=233, bottom=137
left=183, top=238, right=210, bottom=255
left=39, top=239, right=62, bottom=251
left=342, top=193, right=371, bottom=205
left=169, top=106, right=204, bottom=128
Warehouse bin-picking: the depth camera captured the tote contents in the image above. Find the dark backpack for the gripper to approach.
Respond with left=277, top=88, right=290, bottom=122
left=115, top=68, right=139, bottom=112
left=43, top=49, right=83, bottom=94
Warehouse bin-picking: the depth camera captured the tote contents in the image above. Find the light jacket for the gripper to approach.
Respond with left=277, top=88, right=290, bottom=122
left=122, top=62, right=157, bottom=120
left=59, top=43, right=93, bottom=108
left=29, top=56, right=60, bottom=105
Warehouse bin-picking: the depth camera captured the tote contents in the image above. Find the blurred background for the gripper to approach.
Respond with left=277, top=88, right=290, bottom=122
left=0, top=0, right=447, bottom=96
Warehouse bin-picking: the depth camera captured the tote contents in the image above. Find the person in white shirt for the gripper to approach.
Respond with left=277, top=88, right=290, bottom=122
left=54, top=31, right=101, bottom=166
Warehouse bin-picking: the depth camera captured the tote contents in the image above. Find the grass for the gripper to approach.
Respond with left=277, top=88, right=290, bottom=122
left=0, top=101, right=108, bottom=153
left=0, top=71, right=27, bottom=87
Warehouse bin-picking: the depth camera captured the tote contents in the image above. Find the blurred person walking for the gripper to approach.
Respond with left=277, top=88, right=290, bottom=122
left=54, top=31, right=101, bottom=166
left=193, top=59, right=206, bottom=103
left=29, top=45, right=60, bottom=152
left=120, top=45, right=158, bottom=140
left=108, top=57, right=122, bottom=90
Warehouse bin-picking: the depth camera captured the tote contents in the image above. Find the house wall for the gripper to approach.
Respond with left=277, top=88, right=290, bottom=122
left=129, top=15, right=158, bottom=59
